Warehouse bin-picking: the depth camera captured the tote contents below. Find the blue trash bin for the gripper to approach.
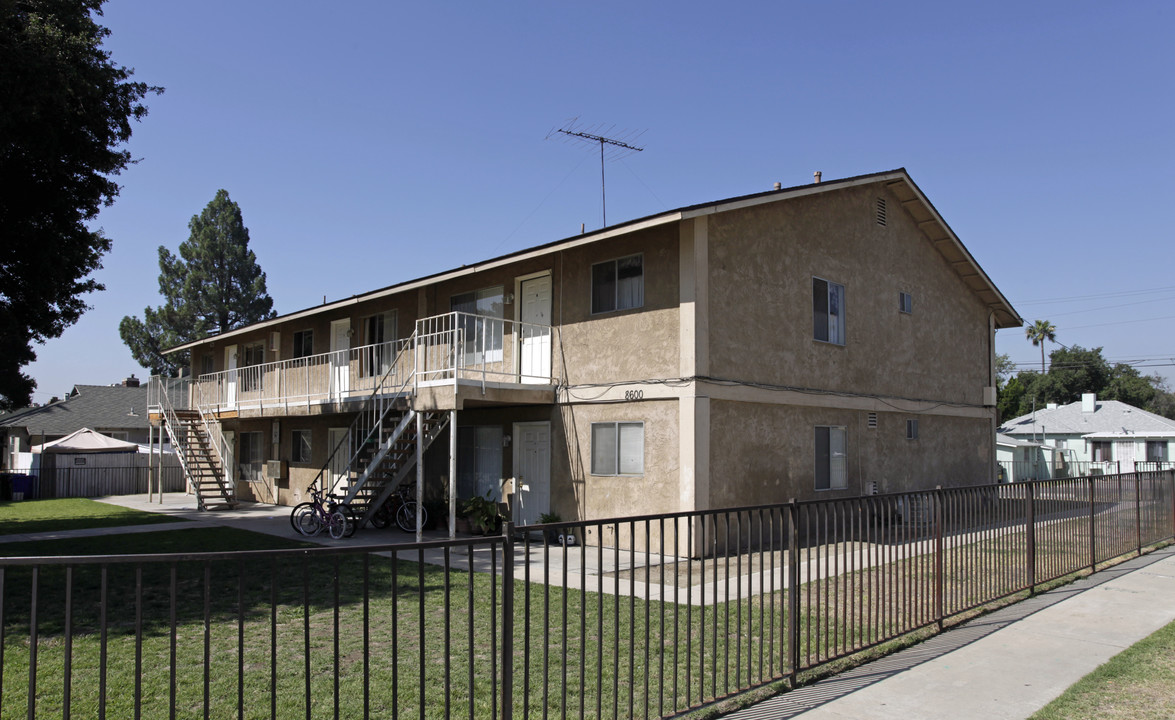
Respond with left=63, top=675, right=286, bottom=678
left=11, top=474, right=34, bottom=501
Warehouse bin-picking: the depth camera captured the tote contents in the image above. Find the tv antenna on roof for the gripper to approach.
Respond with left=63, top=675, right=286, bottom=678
left=548, top=119, right=645, bottom=227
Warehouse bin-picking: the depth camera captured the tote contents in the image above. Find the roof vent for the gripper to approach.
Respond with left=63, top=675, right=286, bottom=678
left=1082, top=393, right=1096, bottom=413
left=876, top=197, right=887, bottom=226
left=121, top=374, right=140, bottom=388
left=813, top=171, right=822, bottom=184
left=773, top=182, right=782, bottom=190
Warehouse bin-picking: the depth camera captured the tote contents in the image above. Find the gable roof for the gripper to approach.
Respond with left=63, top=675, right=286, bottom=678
left=168, top=168, right=1021, bottom=353
left=1000, top=398, right=1175, bottom=438
left=0, top=385, right=151, bottom=435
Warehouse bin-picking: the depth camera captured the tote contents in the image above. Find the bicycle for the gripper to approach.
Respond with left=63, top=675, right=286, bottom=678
left=290, top=489, right=351, bottom=539
left=368, top=483, right=428, bottom=533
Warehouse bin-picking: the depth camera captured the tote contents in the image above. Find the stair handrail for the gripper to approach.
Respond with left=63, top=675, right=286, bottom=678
left=308, top=332, right=418, bottom=497
left=151, top=376, right=205, bottom=508
left=191, top=380, right=235, bottom=504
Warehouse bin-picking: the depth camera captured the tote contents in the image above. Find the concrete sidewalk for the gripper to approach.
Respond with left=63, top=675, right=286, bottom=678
left=725, top=544, right=1175, bottom=720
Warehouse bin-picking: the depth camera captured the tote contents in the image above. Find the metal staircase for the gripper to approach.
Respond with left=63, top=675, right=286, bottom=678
left=153, top=377, right=237, bottom=510
left=308, top=332, right=450, bottom=530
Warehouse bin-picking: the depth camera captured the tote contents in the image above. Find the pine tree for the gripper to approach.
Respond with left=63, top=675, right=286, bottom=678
left=120, top=190, right=275, bottom=375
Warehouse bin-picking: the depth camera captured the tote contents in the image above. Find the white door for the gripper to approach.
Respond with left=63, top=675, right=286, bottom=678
left=221, top=430, right=235, bottom=496
left=512, top=422, right=550, bottom=526
left=519, top=275, right=552, bottom=384
left=224, top=344, right=238, bottom=409
left=328, top=427, right=349, bottom=495
left=1115, top=440, right=1136, bottom=473
left=330, top=319, right=351, bottom=400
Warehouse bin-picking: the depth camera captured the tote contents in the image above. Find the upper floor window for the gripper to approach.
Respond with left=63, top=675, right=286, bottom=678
left=361, top=311, right=397, bottom=377
left=591, top=421, right=645, bottom=476
left=292, top=330, right=314, bottom=359
left=452, top=287, right=504, bottom=364
left=199, top=353, right=215, bottom=377
left=592, top=254, right=643, bottom=314
left=813, top=277, right=846, bottom=345
left=900, top=292, right=913, bottom=314
left=906, top=419, right=919, bottom=440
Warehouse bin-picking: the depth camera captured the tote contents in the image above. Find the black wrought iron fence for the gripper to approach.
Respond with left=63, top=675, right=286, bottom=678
left=0, top=471, right=1172, bottom=719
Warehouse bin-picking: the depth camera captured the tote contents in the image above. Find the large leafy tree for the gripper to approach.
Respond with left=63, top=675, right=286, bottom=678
left=0, top=0, right=161, bottom=409
left=998, top=345, right=1175, bottom=421
left=120, top=190, right=276, bottom=375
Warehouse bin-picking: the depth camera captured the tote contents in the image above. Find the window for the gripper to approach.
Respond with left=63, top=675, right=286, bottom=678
left=906, top=419, right=919, bottom=440
left=292, top=330, right=314, bottom=359
left=361, top=311, right=397, bottom=377
left=900, top=292, right=913, bottom=314
left=199, top=353, right=215, bottom=377
left=241, top=342, right=265, bottom=391
left=815, top=426, right=847, bottom=490
left=106, top=431, right=129, bottom=441
left=1091, top=440, right=1112, bottom=462
left=813, top=278, right=846, bottom=345
left=1147, top=441, right=1168, bottom=463
left=592, top=254, right=644, bottom=314
left=292, top=430, right=312, bottom=464
left=591, top=422, right=644, bottom=475
left=457, top=426, right=505, bottom=501
left=238, top=431, right=265, bottom=483
left=451, top=287, right=504, bottom=364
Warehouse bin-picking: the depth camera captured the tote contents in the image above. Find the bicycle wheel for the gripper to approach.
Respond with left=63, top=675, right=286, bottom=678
left=337, top=503, right=357, bottom=537
left=294, top=506, right=322, bottom=536
left=327, top=509, right=348, bottom=540
left=369, top=499, right=394, bottom=529
left=289, top=502, right=314, bottom=534
left=396, top=501, right=427, bottom=533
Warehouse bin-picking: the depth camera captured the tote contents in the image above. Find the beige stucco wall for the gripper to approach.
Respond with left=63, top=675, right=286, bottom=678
left=707, top=399, right=994, bottom=508
left=705, top=184, right=992, bottom=405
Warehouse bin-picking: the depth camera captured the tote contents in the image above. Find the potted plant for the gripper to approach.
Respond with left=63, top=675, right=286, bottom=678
left=538, top=512, right=562, bottom=544
left=460, top=492, right=501, bottom=535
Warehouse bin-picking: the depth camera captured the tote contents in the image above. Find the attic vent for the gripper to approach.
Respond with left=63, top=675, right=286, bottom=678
left=867, top=412, right=878, bottom=429
left=876, top=197, right=887, bottom=226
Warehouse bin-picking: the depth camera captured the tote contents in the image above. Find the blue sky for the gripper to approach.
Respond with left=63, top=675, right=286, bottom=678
left=25, top=0, right=1175, bottom=401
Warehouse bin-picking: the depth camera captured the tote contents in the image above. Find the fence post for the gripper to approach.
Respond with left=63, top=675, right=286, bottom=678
left=1089, top=475, right=1096, bottom=572
left=934, top=486, right=944, bottom=632
left=1135, top=473, right=1143, bottom=557
left=787, top=499, right=800, bottom=688
left=501, top=520, right=515, bottom=720
left=1170, top=471, right=1175, bottom=542
left=1026, top=481, right=1036, bottom=595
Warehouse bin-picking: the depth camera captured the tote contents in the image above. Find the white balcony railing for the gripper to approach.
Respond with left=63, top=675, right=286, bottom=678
left=191, top=312, right=554, bottom=414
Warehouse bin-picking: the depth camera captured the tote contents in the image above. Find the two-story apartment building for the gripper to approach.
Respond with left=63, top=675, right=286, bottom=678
left=156, top=168, right=1020, bottom=531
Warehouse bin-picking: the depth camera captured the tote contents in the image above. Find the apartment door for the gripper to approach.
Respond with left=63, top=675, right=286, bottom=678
left=512, top=422, right=550, bottom=526
left=518, top=274, right=551, bottom=384
left=330, top=320, right=350, bottom=400
left=224, top=344, right=238, bottom=409
left=328, top=427, right=349, bottom=494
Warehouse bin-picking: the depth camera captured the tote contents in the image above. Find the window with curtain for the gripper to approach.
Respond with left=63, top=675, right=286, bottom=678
left=361, top=310, right=396, bottom=377
left=457, top=426, right=504, bottom=500
left=292, top=429, right=312, bottom=463
left=815, top=426, right=847, bottom=490
left=592, top=255, right=644, bottom=314
left=591, top=422, right=645, bottom=475
left=451, top=287, right=504, bottom=364
left=813, top=277, right=846, bottom=345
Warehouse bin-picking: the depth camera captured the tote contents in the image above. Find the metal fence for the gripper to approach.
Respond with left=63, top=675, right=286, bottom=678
left=0, top=471, right=1171, bottom=719
left=3, top=464, right=185, bottom=500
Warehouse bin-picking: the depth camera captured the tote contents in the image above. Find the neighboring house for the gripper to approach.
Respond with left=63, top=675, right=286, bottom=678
left=999, top=393, right=1175, bottom=476
left=1, top=377, right=154, bottom=471
left=160, top=168, right=1021, bottom=528
left=996, top=433, right=1056, bottom=482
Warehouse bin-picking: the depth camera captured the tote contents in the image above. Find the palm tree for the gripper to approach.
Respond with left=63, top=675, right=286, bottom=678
left=1025, top=319, right=1057, bottom=373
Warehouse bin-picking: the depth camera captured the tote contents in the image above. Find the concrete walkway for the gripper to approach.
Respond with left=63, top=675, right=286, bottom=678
left=724, top=544, right=1175, bottom=720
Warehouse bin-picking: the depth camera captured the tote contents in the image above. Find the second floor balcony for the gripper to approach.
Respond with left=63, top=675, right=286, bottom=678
left=191, top=312, right=557, bottom=416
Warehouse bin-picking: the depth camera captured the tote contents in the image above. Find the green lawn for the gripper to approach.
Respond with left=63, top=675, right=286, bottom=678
left=0, top=497, right=187, bottom=535
left=1030, top=618, right=1175, bottom=720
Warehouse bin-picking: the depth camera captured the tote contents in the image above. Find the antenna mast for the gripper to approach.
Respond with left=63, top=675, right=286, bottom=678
left=549, top=120, right=645, bottom=227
